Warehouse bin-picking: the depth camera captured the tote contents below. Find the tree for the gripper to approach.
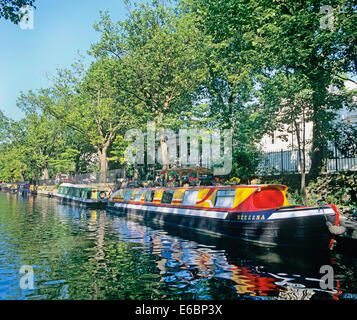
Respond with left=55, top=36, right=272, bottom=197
left=48, top=130, right=95, bottom=175
left=0, top=0, right=35, bottom=24
left=44, top=58, right=136, bottom=182
left=0, top=117, right=32, bottom=181
left=0, top=99, right=96, bottom=182
left=332, top=122, right=357, bottom=157
left=258, top=73, right=315, bottom=204
left=0, top=110, right=9, bottom=143
left=90, top=1, right=208, bottom=170
left=186, top=0, right=357, bottom=176
left=16, top=92, right=66, bottom=180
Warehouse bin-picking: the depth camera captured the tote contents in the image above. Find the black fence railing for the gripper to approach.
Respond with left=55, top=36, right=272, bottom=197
left=258, top=145, right=357, bottom=175
left=5, top=145, right=356, bottom=185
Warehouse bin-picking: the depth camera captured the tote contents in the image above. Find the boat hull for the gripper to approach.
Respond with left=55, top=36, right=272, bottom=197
left=56, top=194, right=107, bottom=209
left=106, top=202, right=336, bottom=248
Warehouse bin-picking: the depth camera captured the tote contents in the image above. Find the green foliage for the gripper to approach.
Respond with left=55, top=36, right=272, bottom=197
left=0, top=0, right=356, bottom=189
left=305, top=172, right=357, bottom=211
left=231, top=147, right=262, bottom=181
left=186, top=0, right=357, bottom=175
left=0, top=0, right=35, bottom=24
left=331, top=121, right=357, bottom=157
left=91, top=1, right=207, bottom=127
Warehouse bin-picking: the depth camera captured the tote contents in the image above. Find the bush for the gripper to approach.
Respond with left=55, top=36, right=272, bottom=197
left=305, top=172, right=356, bottom=214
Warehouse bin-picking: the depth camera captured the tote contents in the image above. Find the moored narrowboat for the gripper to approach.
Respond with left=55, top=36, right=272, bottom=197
left=18, top=183, right=30, bottom=195
left=56, top=183, right=108, bottom=208
left=106, top=184, right=340, bottom=248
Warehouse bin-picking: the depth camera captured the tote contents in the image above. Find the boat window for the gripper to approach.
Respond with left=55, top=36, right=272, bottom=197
left=144, top=190, right=155, bottom=203
left=124, top=189, right=133, bottom=202
left=133, top=190, right=144, bottom=202
left=81, top=189, right=87, bottom=198
left=214, top=189, right=236, bottom=208
left=111, top=189, right=124, bottom=198
left=161, top=190, right=174, bottom=204
left=182, top=189, right=199, bottom=206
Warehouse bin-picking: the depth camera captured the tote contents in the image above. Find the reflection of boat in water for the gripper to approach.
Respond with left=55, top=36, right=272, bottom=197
left=107, top=212, right=342, bottom=300
left=107, top=184, right=339, bottom=249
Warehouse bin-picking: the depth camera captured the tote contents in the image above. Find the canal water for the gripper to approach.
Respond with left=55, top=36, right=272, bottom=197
left=1, top=192, right=357, bottom=300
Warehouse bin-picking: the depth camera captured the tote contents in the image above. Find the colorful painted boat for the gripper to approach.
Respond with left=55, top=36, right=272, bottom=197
left=56, top=183, right=108, bottom=208
left=106, top=184, right=340, bottom=248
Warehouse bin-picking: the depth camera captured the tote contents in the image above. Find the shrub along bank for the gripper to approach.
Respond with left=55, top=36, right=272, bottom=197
left=259, top=172, right=357, bottom=215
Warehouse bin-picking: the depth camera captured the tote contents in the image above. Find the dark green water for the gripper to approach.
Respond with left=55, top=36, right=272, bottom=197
left=1, top=192, right=357, bottom=300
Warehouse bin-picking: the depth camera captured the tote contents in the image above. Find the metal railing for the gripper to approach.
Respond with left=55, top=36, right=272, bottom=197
left=258, top=145, right=357, bottom=175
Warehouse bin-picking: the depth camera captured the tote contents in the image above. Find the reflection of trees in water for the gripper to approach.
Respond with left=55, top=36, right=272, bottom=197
left=1, top=193, right=357, bottom=300
left=332, top=253, right=357, bottom=298
left=119, top=216, right=351, bottom=300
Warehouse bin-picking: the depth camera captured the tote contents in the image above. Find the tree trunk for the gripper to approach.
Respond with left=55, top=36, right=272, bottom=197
left=160, top=134, right=169, bottom=171
left=301, top=171, right=307, bottom=205
left=310, top=111, right=328, bottom=178
left=156, top=113, right=169, bottom=171
left=294, top=119, right=307, bottom=205
left=19, top=164, right=25, bottom=182
left=133, top=153, right=139, bottom=180
left=309, top=77, right=329, bottom=178
left=98, top=148, right=108, bottom=184
left=43, top=166, right=49, bottom=180
left=301, top=148, right=307, bottom=205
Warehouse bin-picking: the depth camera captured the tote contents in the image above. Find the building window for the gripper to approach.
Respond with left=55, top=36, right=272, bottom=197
left=161, top=190, right=174, bottom=204
left=182, top=189, right=199, bottom=206
left=214, top=189, right=236, bottom=208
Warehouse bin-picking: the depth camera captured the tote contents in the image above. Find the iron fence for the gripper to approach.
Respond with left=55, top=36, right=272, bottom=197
left=258, top=145, right=357, bottom=175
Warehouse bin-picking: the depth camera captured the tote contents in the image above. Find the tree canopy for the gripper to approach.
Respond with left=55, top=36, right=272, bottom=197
left=0, top=0, right=356, bottom=185
left=0, top=0, right=35, bottom=24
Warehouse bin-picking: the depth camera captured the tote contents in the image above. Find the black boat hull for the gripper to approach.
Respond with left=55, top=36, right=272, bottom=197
left=106, top=203, right=335, bottom=248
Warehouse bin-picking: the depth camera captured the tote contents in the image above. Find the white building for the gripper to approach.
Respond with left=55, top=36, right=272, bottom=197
left=258, top=80, right=357, bottom=173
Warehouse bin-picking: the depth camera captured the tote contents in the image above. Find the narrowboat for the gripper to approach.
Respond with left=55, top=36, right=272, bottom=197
left=56, top=183, right=108, bottom=208
left=18, top=183, right=30, bottom=195
left=0, top=183, right=12, bottom=192
left=106, top=184, right=340, bottom=248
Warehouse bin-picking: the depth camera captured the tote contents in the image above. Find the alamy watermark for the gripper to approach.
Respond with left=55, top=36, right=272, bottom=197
left=320, top=5, right=334, bottom=31
left=319, top=264, right=334, bottom=290
left=19, top=5, right=34, bottom=30
left=124, top=122, right=232, bottom=175
left=19, top=265, right=34, bottom=290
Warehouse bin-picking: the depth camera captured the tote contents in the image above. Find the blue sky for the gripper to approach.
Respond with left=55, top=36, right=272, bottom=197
left=0, top=0, right=128, bottom=120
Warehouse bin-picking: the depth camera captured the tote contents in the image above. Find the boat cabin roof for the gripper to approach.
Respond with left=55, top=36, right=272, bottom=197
left=118, top=184, right=288, bottom=191
left=59, top=183, right=97, bottom=190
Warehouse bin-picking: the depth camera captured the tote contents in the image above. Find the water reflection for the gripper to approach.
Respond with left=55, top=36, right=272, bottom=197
left=109, top=216, right=342, bottom=300
left=0, top=192, right=356, bottom=300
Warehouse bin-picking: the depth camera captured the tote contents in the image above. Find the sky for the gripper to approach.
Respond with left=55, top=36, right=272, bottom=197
left=0, top=0, right=128, bottom=120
